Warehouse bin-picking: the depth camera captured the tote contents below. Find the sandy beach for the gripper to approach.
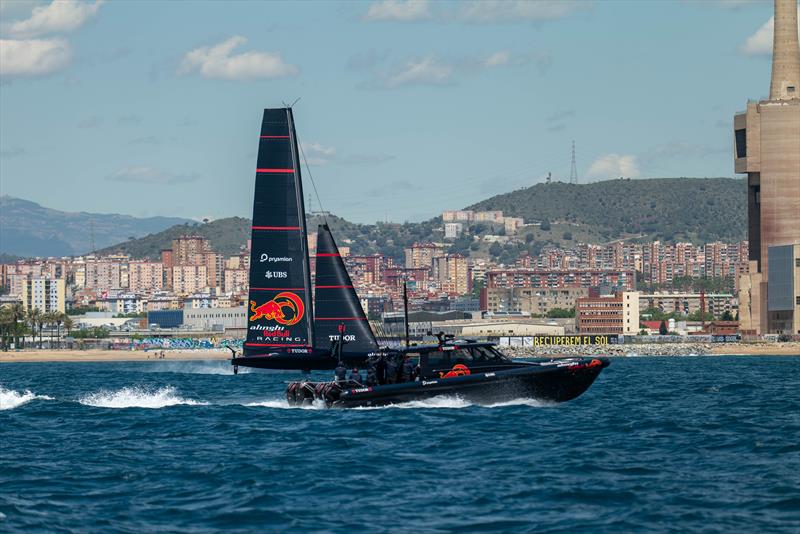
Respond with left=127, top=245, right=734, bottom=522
left=1, top=343, right=798, bottom=362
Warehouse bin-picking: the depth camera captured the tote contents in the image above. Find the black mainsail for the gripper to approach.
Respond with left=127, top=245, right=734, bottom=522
left=313, top=224, right=379, bottom=355
left=244, top=108, right=314, bottom=355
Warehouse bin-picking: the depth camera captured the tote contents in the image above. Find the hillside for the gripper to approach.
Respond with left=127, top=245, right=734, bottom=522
left=0, top=196, right=191, bottom=257
left=95, top=217, right=252, bottom=259
left=67, top=177, right=748, bottom=262
left=96, top=213, right=443, bottom=262
left=469, top=177, right=746, bottom=243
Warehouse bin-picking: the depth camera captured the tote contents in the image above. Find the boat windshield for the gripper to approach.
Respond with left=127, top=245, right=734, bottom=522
left=470, top=346, right=510, bottom=362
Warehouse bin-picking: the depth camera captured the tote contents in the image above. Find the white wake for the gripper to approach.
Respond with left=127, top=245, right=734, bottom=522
left=146, top=361, right=251, bottom=375
left=0, top=385, right=52, bottom=411
left=78, top=386, right=207, bottom=409
left=243, top=395, right=549, bottom=411
left=244, top=399, right=327, bottom=410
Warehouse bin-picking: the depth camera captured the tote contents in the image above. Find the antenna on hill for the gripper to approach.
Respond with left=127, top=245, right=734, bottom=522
left=569, top=140, right=578, bottom=185
left=89, top=219, right=96, bottom=254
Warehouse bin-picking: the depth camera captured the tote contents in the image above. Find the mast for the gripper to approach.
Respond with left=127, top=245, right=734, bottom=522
left=403, top=281, right=410, bottom=347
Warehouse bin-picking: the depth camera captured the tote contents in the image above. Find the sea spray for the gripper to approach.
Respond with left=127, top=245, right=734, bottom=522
left=78, top=386, right=206, bottom=409
left=0, top=385, right=52, bottom=410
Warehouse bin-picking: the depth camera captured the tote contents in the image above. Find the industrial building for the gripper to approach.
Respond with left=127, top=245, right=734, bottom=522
left=736, top=0, right=800, bottom=334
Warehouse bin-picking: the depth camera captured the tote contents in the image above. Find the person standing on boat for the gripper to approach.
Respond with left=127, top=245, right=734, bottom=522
left=335, top=361, right=347, bottom=382
left=401, top=355, right=416, bottom=383
left=349, top=367, right=363, bottom=384
left=384, top=355, right=398, bottom=384
left=366, top=365, right=378, bottom=387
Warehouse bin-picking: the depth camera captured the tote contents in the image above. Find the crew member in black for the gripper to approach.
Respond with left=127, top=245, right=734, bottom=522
left=366, top=365, right=378, bottom=387
left=384, top=355, right=397, bottom=384
left=349, top=367, right=363, bottom=384
left=401, top=355, right=416, bottom=382
left=334, top=362, right=347, bottom=382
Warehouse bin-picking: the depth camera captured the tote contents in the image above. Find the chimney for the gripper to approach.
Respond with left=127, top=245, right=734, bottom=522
left=769, top=0, right=800, bottom=100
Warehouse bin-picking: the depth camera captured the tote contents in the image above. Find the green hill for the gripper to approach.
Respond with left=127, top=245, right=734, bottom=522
left=95, top=217, right=252, bottom=259
left=98, top=177, right=747, bottom=262
left=469, top=177, right=746, bottom=243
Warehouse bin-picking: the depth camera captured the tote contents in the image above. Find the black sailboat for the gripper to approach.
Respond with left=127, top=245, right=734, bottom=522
left=233, top=107, right=610, bottom=407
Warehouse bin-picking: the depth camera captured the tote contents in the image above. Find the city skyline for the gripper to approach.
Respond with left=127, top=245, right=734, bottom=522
left=0, top=0, right=794, bottom=223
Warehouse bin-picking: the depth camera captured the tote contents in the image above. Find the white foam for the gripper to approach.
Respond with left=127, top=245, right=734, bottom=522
left=359, top=395, right=474, bottom=410
left=244, top=394, right=551, bottom=411
left=483, top=398, right=553, bottom=408
left=78, top=386, right=206, bottom=409
left=147, top=361, right=251, bottom=375
left=244, top=399, right=327, bottom=410
left=0, top=386, right=52, bottom=411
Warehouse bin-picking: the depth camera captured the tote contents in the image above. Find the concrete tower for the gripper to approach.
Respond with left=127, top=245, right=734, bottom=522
left=735, top=0, right=800, bottom=335
left=770, top=0, right=800, bottom=100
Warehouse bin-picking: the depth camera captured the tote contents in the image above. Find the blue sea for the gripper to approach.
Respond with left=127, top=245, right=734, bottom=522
left=1, top=356, right=799, bottom=533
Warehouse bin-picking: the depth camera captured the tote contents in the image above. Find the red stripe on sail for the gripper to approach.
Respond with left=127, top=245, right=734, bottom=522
left=316, top=253, right=340, bottom=257
left=250, top=287, right=305, bottom=291
left=244, top=342, right=311, bottom=347
left=256, top=168, right=294, bottom=173
left=315, top=317, right=367, bottom=321
left=316, top=285, right=353, bottom=289
left=251, top=226, right=301, bottom=230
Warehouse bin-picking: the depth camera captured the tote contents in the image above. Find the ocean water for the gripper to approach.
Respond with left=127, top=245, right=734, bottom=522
left=1, top=357, right=799, bottom=533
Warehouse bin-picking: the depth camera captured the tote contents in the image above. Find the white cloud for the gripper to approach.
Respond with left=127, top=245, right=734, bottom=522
left=385, top=56, right=454, bottom=87
left=300, top=142, right=337, bottom=165
left=0, top=38, right=71, bottom=77
left=364, top=0, right=431, bottom=21
left=741, top=9, right=800, bottom=56
left=180, top=36, right=298, bottom=80
left=484, top=50, right=510, bottom=67
left=587, top=154, right=640, bottom=179
left=9, top=0, right=104, bottom=38
left=107, top=166, right=198, bottom=184
left=458, top=0, right=586, bottom=23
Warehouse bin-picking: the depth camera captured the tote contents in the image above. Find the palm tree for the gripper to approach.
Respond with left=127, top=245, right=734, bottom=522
left=43, top=311, right=57, bottom=349
left=8, top=303, right=25, bottom=349
left=0, top=307, right=13, bottom=351
left=53, top=312, right=66, bottom=349
left=26, top=308, right=41, bottom=349
left=63, top=315, right=74, bottom=337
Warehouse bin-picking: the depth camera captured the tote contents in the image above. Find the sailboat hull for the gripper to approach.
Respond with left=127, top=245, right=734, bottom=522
left=287, top=358, right=610, bottom=408
left=232, top=351, right=366, bottom=371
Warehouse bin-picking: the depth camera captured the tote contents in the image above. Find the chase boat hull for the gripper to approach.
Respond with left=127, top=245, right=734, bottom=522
left=286, top=357, right=609, bottom=408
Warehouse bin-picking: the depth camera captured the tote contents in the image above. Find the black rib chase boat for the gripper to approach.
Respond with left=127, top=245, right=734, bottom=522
left=231, top=107, right=610, bottom=408
left=286, top=338, right=609, bottom=408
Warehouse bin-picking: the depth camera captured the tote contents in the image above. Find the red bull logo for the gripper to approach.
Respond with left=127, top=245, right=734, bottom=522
left=249, top=292, right=305, bottom=326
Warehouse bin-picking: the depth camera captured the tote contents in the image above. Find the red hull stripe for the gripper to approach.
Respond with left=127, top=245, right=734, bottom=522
left=250, top=287, right=305, bottom=291
left=251, top=226, right=301, bottom=231
left=315, top=317, right=367, bottom=321
left=316, top=253, right=340, bottom=257
left=316, top=285, right=353, bottom=289
left=260, top=136, right=289, bottom=139
left=256, top=168, right=294, bottom=173
left=245, top=342, right=310, bottom=347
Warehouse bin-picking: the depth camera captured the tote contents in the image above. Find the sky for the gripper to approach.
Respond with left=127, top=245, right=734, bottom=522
left=0, top=0, right=793, bottom=224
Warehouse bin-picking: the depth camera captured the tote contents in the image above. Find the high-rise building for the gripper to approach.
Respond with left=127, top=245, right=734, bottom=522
left=404, top=243, right=445, bottom=269
left=128, top=261, right=164, bottom=293
left=21, top=278, right=65, bottom=314
left=735, top=0, right=800, bottom=334
left=172, top=235, right=211, bottom=265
